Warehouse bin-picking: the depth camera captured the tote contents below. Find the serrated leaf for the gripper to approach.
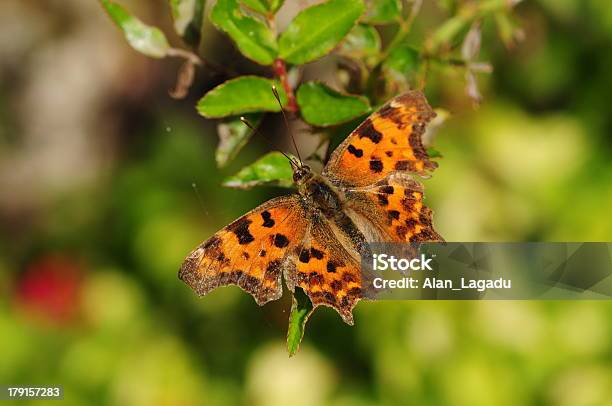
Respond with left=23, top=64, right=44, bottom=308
left=101, top=0, right=170, bottom=58
left=383, top=44, right=420, bottom=76
left=297, top=82, right=371, bottom=126
left=223, top=152, right=294, bottom=189
left=278, top=0, right=365, bottom=64
left=215, top=114, right=263, bottom=167
left=211, top=0, right=277, bottom=65
left=197, top=76, right=287, bottom=118
left=337, top=23, right=381, bottom=61
left=286, top=287, right=313, bottom=357
left=364, top=0, right=401, bottom=24
left=169, top=0, right=205, bottom=46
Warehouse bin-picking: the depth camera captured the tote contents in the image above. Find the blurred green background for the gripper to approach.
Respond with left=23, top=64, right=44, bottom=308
left=1, top=0, right=611, bottom=405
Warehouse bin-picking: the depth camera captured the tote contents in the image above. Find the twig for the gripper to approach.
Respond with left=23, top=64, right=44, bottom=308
left=273, top=59, right=298, bottom=113
left=167, top=47, right=203, bottom=66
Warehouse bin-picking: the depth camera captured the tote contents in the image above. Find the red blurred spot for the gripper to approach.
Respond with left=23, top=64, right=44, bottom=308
left=16, top=255, right=82, bottom=325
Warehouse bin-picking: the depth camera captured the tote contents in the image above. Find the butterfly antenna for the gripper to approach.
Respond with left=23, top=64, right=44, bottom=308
left=239, top=116, right=298, bottom=169
left=271, top=85, right=303, bottom=167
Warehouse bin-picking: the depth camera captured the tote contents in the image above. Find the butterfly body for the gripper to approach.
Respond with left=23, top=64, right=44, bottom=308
left=296, top=169, right=371, bottom=262
left=180, top=91, right=443, bottom=324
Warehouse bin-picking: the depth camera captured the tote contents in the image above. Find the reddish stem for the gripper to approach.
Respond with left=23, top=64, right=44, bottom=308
left=273, top=58, right=298, bottom=113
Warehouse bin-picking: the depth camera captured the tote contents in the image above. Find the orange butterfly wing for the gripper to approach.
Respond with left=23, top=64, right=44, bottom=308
left=323, top=91, right=437, bottom=187
left=344, top=173, right=443, bottom=243
left=285, top=219, right=363, bottom=325
left=180, top=195, right=308, bottom=305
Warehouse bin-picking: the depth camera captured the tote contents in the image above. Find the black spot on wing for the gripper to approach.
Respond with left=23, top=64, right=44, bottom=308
left=227, top=217, right=254, bottom=245
left=347, top=144, right=364, bottom=157
left=379, top=185, right=394, bottom=194
left=310, top=248, right=324, bottom=260
left=273, top=234, right=289, bottom=248
left=377, top=194, right=389, bottom=206
left=299, top=249, right=310, bottom=263
left=357, top=119, right=382, bottom=144
left=369, top=159, right=383, bottom=173
left=261, top=210, right=275, bottom=228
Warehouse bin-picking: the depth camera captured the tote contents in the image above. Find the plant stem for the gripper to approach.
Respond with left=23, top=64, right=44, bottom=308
left=274, top=59, right=298, bottom=112
left=167, top=47, right=203, bottom=66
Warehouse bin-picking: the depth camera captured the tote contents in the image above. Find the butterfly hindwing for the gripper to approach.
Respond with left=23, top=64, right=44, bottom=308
left=345, top=173, right=443, bottom=243
left=285, top=217, right=363, bottom=325
left=179, top=195, right=308, bottom=305
left=323, top=91, right=437, bottom=187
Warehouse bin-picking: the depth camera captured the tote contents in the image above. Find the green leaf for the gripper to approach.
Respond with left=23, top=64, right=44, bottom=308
left=210, top=0, right=277, bottom=65
left=383, top=44, right=420, bottom=77
left=297, top=82, right=371, bottom=126
left=364, top=0, right=401, bottom=24
left=168, top=0, right=205, bottom=46
left=215, top=114, right=263, bottom=168
left=337, top=23, right=381, bottom=61
left=240, top=0, right=268, bottom=13
left=197, top=76, right=287, bottom=118
left=286, top=287, right=313, bottom=357
left=268, top=0, right=285, bottom=13
left=223, top=152, right=294, bottom=189
left=241, top=0, right=285, bottom=14
left=101, top=0, right=170, bottom=58
left=278, top=0, right=365, bottom=64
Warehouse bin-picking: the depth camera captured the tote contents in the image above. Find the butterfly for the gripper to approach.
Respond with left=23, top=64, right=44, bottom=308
left=179, top=91, right=443, bottom=325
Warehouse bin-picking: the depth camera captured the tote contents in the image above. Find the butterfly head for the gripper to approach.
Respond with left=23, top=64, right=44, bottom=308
left=292, top=163, right=313, bottom=186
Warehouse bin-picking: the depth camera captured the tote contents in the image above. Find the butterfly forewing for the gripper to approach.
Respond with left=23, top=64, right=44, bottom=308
left=323, top=91, right=437, bottom=187
left=179, top=195, right=308, bottom=305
